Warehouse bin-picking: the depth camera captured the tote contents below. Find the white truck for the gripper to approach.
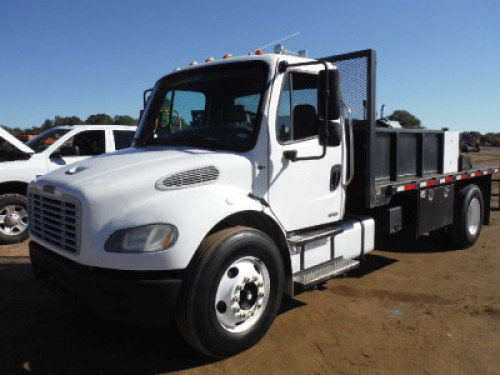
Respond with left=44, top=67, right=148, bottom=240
left=28, top=48, right=499, bottom=358
left=0, top=125, right=136, bottom=244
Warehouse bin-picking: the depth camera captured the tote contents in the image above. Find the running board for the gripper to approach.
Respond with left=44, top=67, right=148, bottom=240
left=287, top=224, right=343, bottom=245
left=293, top=258, right=360, bottom=290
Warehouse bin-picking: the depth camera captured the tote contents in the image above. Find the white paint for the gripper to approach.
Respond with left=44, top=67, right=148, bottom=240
left=443, top=131, right=459, bottom=173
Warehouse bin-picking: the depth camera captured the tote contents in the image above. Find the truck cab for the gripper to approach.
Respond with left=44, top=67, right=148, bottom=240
left=28, top=50, right=498, bottom=358
left=0, top=125, right=136, bottom=243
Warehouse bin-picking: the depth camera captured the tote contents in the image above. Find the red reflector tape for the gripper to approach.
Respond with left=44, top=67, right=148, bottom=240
left=484, top=170, right=493, bottom=175
left=496, top=168, right=500, bottom=173
left=445, top=177, right=454, bottom=183
left=461, top=174, right=469, bottom=179
left=404, top=184, right=416, bottom=191
left=472, top=172, right=481, bottom=177
left=427, top=180, right=436, bottom=186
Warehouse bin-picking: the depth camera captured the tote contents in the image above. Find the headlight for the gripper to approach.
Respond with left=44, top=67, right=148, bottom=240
left=105, top=224, right=178, bottom=253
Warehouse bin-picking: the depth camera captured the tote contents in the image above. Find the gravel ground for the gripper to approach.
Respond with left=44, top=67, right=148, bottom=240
left=0, top=148, right=499, bottom=375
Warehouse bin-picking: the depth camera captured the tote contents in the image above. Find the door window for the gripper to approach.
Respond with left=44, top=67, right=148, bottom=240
left=113, top=130, right=135, bottom=150
left=277, top=72, right=319, bottom=143
left=58, top=130, right=106, bottom=156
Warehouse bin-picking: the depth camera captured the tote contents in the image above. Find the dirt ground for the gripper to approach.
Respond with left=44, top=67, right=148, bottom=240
left=1, top=148, right=499, bottom=375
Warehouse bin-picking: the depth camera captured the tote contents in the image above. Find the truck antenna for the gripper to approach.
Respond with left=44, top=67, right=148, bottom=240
left=256, top=32, right=300, bottom=51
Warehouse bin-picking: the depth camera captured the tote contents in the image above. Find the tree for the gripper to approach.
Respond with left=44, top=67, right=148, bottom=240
left=114, top=115, right=139, bottom=126
left=388, top=110, right=422, bottom=129
left=55, top=116, right=84, bottom=126
left=85, top=113, right=114, bottom=125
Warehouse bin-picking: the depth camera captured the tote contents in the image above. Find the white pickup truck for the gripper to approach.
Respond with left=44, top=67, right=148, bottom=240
left=0, top=125, right=136, bottom=243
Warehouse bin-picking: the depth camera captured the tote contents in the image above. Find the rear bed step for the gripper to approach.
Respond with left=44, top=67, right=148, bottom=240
left=293, top=258, right=360, bottom=290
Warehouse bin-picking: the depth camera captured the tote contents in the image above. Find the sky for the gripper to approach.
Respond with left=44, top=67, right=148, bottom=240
left=1, top=0, right=499, bottom=133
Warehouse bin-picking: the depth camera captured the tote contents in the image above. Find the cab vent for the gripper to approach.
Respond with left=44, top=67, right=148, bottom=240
left=156, top=166, right=219, bottom=190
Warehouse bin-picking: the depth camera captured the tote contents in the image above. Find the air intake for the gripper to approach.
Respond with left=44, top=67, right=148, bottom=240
left=156, top=166, right=220, bottom=190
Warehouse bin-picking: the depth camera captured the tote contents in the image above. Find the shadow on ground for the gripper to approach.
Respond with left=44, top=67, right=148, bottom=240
left=0, top=261, right=304, bottom=375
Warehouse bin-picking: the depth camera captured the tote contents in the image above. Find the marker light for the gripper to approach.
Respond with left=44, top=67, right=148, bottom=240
left=173, top=67, right=181, bottom=71
left=205, top=57, right=215, bottom=62
left=189, top=61, right=198, bottom=66
left=255, top=49, right=263, bottom=55
left=223, top=54, right=233, bottom=59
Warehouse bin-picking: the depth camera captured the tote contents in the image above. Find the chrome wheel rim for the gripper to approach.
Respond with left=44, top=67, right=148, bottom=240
left=467, top=197, right=481, bottom=236
left=215, top=256, right=270, bottom=334
left=0, top=205, right=28, bottom=236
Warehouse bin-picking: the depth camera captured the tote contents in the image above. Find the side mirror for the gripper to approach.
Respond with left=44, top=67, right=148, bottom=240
left=319, top=68, right=341, bottom=120
left=320, top=120, right=342, bottom=147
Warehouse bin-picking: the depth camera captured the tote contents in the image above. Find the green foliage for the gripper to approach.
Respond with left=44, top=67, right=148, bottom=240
left=388, top=110, right=422, bottom=129
left=114, top=115, right=139, bottom=126
left=85, top=113, right=114, bottom=125
left=55, top=116, right=84, bottom=126
left=2, top=113, right=139, bottom=136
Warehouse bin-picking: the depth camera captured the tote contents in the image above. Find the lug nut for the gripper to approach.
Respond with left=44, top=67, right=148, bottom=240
left=256, top=302, right=262, bottom=308
left=257, top=282, right=264, bottom=286
left=236, top=284, right=244, bottom=290
left=244, top=276, right=250, bottom=282
left=252, top=276, right=258, bottom=281
left=232, top=305, right=240, bottom=312
left=232, top=295, right=240, bottom=302
left=258, top=291, right=265, bottom=297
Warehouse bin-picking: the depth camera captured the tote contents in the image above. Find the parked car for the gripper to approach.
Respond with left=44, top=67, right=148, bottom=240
left=0, top=125, right=136, bottom=244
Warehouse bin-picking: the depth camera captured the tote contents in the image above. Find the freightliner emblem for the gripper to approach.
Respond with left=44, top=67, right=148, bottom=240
left=43, top=185, right=56, bottom=194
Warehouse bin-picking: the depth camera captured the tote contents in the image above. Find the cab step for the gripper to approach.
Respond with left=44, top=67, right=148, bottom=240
left=293, top=258, right=360, bottom=290
left=287, top=224, right=343, bottom=245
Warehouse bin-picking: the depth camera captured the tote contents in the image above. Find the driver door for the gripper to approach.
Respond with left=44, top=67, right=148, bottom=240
left=268, top=69, right=345, bottom=231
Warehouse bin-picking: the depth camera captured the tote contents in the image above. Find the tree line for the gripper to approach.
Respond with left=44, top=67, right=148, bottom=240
left=1, top=114, right=139, bottom=136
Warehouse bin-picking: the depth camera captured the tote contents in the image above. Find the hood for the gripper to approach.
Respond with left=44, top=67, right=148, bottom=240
left=0, top=127, right=34, bottom=154
left=36, top=146, right=253, bottom=197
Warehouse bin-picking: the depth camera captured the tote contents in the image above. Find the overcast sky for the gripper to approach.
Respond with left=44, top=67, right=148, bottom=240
left=1, top=0, right=499, bottom=133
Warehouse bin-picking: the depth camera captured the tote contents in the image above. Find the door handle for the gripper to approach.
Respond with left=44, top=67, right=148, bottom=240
left=330, top=165, right=342, bottom=191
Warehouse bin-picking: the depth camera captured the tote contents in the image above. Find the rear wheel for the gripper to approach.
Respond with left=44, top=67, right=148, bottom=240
left=0, top=194, right=29, bottom=244
left=176, top=227, right=284, bottom=358
left=449, top=185, right=483, bottom=249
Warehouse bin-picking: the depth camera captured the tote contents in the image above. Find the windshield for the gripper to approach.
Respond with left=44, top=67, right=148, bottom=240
left=136, top=62, right=268, bottom=152
left=26, top=128, right=70, bottom=153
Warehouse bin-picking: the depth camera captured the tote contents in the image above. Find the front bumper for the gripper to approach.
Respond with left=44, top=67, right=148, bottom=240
left=29, top=241, right=183, bottom=326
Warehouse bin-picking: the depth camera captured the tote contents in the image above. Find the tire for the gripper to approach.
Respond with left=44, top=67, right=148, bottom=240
left=175, top=226, right=285, bottom=358
left=0, top=194, right=29, bottom=244
left=449, top=185, right=483, bottom=249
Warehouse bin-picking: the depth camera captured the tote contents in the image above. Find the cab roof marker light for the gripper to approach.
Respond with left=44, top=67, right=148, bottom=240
left=173, top=67, right=181, bottom=72
left=255, top=49, right=263, bottom=55
left=223, top=54, right=233, bottom=59
left=189, top=61, right=198, bottom=66
left=205, top=57, right=215, bottom=62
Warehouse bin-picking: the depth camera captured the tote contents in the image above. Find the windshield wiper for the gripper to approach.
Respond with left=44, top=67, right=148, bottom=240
left=157, top=134, right=217, bottom=151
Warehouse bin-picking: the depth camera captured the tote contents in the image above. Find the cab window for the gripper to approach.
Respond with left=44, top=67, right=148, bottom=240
left=277, top=72, right=319, bottom=143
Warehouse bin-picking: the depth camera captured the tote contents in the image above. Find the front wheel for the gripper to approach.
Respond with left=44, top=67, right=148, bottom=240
left=449, top=185, right=483, bottom=249
left=0, top=194, right=29, bottom=244
left=175, top=227, right=284, bottom=358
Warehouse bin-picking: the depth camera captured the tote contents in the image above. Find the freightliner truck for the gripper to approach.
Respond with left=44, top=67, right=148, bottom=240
left=28, top=48, right=499, bottom=358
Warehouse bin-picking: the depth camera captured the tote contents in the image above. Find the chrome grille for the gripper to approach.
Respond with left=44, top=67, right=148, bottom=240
left=29, top=193, right=80, bottom=253
left=156, top=166, right=219, bottom=190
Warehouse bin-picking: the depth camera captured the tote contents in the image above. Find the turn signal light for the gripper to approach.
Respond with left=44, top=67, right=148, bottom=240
left=223, top=54, right=233, bottom=59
